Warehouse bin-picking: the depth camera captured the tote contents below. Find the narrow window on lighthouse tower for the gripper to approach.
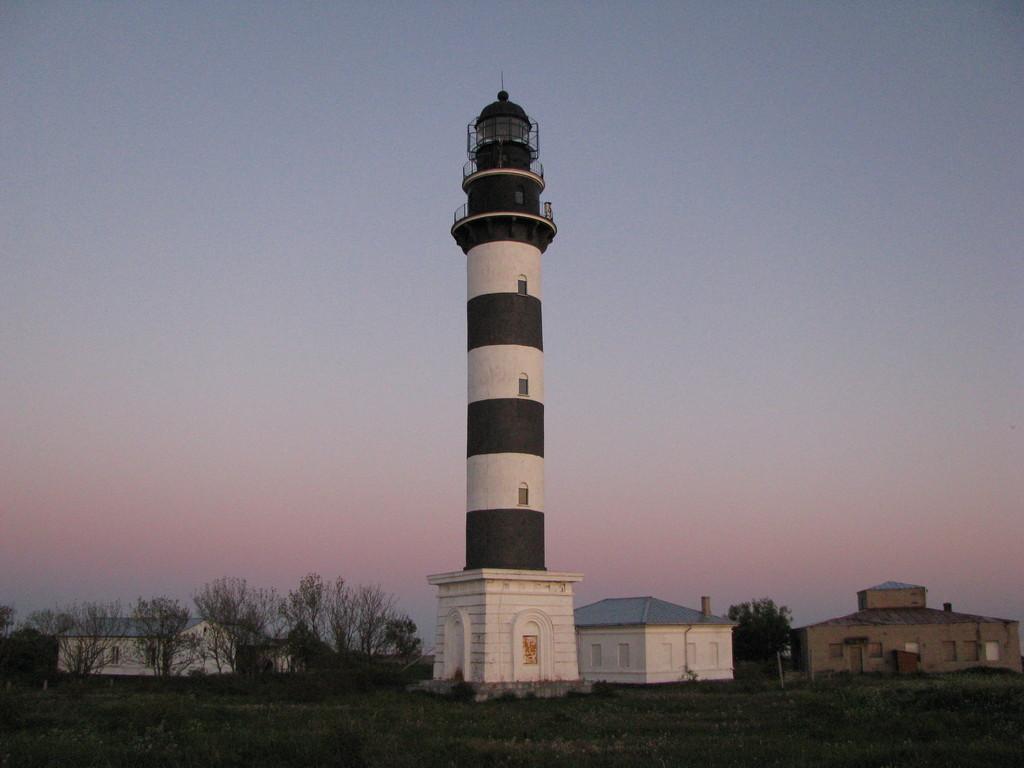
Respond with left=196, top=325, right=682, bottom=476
left=517, top=275, right=528, bottom=295
left=514, top=185, right=525, bottom=205
left=518, top=373, right=529, bottom=396
left=518, top=483, right=529, bottom=506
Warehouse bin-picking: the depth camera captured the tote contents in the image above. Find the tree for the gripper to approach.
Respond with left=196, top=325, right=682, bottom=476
left=384, top=614, right=421, bottom=661
left=285, top=620, right=333, bottom=671
left=131, top=597, right=202, bottom=677
left=353, top=584, right=395, bottom=661
left=22, top=608, right=74, bottom=637
left=0, top=605, right=13, bottom=638
left=2, top=627, right=58, bottom=679
left=727, top=598, right=793, bottom=662
left=194, top=577, right=282, bottom=673
left=325, top=577, right=357, bottom=655
left=281, top=573, right=328, bottom=642
left=54, top=601, right=125, bottom=676
left=0, top=604, right=13, bottom=674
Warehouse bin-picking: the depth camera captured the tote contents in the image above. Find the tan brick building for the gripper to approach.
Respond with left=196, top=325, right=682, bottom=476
left=796, top=582, right=1021, bottom=676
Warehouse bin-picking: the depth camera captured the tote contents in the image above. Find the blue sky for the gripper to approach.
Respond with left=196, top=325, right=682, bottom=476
left=2, top=1, right=1021, bottom=637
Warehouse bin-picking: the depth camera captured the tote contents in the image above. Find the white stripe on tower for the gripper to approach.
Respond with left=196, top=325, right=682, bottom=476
left=467, top=346, right=544, bottom=403
left=466, top=454, right=545, bottom=512
left=467, top=240, right=542, bottom=300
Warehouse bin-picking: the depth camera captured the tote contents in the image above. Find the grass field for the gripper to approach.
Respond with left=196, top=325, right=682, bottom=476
left=1, top=670, right=1022, bottom=767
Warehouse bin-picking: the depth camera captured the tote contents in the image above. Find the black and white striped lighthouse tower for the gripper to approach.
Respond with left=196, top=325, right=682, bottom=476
left=429, top=92, right=582, bottom=688
left=453, top=90, right=555, bottom=571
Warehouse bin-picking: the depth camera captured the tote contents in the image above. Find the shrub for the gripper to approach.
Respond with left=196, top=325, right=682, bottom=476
left=448, top=680, right=476, bottom=702
left=956, top=666, right=1019, bottom=677
left=0, top=628, right=57, bottom=682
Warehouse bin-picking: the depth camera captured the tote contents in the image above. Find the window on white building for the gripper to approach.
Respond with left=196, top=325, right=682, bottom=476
left=591, top=644, right=602, bottom=668
left=985, top=641, right=1000, bottom=661
left=710, top=642, right=719, bottom=667
left=686, top=642, right=696, bottom=668
left=618, top=643, right=630, bottom=668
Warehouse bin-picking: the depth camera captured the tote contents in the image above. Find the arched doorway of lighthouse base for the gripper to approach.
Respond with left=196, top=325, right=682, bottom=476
left=512, top=609, right=555, bottom=682
left=443, top=608, right=471, bottom=681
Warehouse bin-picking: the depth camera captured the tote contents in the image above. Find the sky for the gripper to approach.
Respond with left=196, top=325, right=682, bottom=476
left=2, top=1, right=1022, bottom=641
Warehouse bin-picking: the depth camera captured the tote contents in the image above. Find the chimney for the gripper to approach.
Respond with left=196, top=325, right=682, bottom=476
left=701, top=596, right=711, bottom=617
left=943, top=602, right=952, bottom=612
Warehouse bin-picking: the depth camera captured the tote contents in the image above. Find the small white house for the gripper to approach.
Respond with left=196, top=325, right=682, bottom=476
left=575, top=596, right=735, bottom=683
left=57, top=618, right=222, bottom=676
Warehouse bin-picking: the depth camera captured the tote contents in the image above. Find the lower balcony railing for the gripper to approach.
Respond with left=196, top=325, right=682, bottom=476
left=453, top=202, right=554, bottom=226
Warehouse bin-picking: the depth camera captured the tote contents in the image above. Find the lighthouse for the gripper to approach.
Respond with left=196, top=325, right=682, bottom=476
left=458, top=90, right=551, bottom=571
left=428, top=92, right=583, bottom=691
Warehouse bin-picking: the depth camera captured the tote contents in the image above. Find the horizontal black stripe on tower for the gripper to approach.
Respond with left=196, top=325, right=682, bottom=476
left=467, top=293, right=542, bottom=351
left=467, top=398, right=544, bottom=457
left=466, top=509, right=545, bottom=570
left=466, top=174, right=541, bottom=216
left=452, top=216, right=556, bottom=254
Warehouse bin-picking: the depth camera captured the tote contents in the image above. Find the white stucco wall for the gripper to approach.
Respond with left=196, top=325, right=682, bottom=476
left=467, top=240, right=542, bottom=300
left=644, top=625, right=734, bottom=682
left=430, top=569, right=582, bottom=684
left=468, top=345, right=544, bottom=404
left=57, top=620, right=225, bottom=676
left=467, top=453, right=544, bottom=512
left=577, top=624, right=734, bottom=683
left=575, top=626, right=648, bottom=683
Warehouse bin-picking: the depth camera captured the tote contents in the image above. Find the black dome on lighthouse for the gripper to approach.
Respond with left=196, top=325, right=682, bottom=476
left=477, top=90, right=528, bottom=123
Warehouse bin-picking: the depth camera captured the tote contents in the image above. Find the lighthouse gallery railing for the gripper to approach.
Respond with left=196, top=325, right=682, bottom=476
left=453, top=202, right=554, bottom=226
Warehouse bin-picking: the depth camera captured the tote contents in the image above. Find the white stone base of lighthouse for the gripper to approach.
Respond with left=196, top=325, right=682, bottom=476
left=427, top=568, right=583, bottom=686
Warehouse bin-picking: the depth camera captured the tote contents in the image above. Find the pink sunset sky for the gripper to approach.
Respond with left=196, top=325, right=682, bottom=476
left=2, top=2, right=1021, bottom=640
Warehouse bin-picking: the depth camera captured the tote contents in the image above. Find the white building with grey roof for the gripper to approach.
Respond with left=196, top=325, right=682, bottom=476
left=574, top=596, right=735, bottom=683
left=56, top=618, right=220, bottom=676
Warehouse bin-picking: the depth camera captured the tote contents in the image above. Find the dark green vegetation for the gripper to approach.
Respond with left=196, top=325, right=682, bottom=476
left=1, top=670, right=1022, bottom=767
left=0, top=629, right=56, bottom=683
left=728, top=598, right=793, bottom=661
